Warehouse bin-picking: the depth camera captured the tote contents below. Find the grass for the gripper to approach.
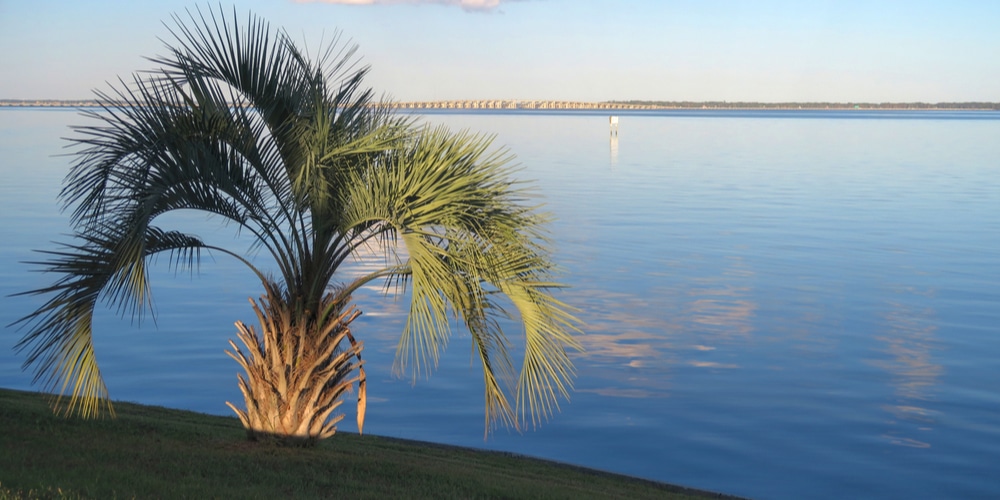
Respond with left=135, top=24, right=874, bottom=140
left=0, top=388, right=740, bottom=499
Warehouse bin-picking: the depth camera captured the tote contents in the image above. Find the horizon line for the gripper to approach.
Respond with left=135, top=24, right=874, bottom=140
left=2, top=98, right=999, bottom=111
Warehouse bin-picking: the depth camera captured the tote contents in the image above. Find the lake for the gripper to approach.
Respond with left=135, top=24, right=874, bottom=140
left=2, top=107, right=999, bottom=499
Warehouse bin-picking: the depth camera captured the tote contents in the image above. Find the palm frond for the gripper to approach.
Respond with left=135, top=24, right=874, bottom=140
left=12, top=223, right=206, bottom=417
left=340, top=125, right=581, bottom=431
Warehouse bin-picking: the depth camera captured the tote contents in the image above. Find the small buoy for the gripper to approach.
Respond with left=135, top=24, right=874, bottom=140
left=609, top=115, right=619, bottom=136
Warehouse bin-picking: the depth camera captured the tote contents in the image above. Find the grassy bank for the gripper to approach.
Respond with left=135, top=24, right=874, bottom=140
left=0, top=388, right=738, bottom=499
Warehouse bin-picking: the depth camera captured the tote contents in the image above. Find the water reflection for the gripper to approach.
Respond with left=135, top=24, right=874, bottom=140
left=685, top=283, right=756, bottom=337
left=609, top=134, right=619, bottom=169
left=568, top=251, right=757, bottom=397
left=682, top=255, right=757, bottom=334
left=873, top=286, right=942, bottom=448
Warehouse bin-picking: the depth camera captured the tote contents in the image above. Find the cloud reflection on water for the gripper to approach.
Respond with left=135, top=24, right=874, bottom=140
left=872, top=285, right=942, bottom=449
left=564, top=251, right=759, bottom=398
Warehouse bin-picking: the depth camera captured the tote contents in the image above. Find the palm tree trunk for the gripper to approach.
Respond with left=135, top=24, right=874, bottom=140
left=225, top=286, right=366, bottom=443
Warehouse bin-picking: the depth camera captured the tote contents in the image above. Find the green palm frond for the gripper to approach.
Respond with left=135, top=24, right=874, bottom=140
left=342, top=125, right=582, bottom=432
left=12, top=222, right=205, bottom=417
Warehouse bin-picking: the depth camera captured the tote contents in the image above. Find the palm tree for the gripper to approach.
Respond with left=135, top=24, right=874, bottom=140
left=14, top=7, right=580, bottom=442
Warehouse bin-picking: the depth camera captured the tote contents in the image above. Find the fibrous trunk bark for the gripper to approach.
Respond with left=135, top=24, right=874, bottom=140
left=225, top=286, right=366, bottom=443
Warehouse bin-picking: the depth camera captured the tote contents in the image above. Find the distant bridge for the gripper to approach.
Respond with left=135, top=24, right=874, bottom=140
left=390, top=100, right=663, bottom=110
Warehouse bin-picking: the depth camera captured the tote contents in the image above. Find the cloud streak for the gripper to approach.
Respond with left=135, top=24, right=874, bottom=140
left=295, top=0, right=511, bottom=12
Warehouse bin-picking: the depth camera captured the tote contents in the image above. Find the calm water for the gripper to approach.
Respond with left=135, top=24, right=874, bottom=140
left=2, top=108, right=999, bottom=499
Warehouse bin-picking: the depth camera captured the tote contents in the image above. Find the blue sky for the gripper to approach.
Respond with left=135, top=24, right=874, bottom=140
left=2, top=0, right=999, bottom=102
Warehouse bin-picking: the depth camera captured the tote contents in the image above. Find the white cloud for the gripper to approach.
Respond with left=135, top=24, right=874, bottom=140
left=294, top=0, right=511, bottom=13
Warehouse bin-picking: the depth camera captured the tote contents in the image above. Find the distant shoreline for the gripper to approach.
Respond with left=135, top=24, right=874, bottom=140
left=2, top=99, right=999, bottom=111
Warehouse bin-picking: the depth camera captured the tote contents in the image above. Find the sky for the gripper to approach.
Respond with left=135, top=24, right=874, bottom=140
left=2, top=0, right=999, bottom=103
